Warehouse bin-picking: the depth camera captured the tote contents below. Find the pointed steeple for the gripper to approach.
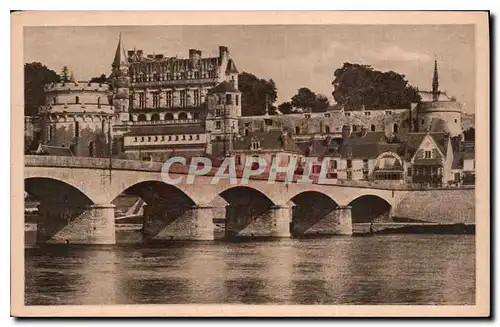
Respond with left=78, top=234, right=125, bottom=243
left=432, top=59, right=439, bottom=101
left=112, top=33, right=128, bottom=69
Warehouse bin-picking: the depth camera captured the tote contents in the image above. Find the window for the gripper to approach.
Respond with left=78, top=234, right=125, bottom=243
left=295, top=126, right=300, bottom=134
left=151, top=113, right=160, bottom=121
left=347, top=171, right=352, bottom=180
left=347, top=159, right=352, bottom=168
left=235, top=95, right=239, bottom=106
left=312, top=165, right=321, bottom=174
left=165, top=113, right=174, bottom=120
left=75, top=96, right=80, bottom=104
left=325, top=125, right=330, bottom=134
left=189, top=135, right=193, bottom=140
left=196, top=134, right=200, bottom=140
left=175, top=135, right=179, bottom=141
left=180, top=90, right=187, bottom=107
left=215, top=121, right=221, bottom=129
left=407, top=167, right=412, bottom=177
left=385, top=110, right=392, bottom=115
left=345, top=112, right=351, bottom=117
left=134, top=137, right=138, bottom=142
left=140, top=136, right=144, bottom=142
left=139, top=93, right=146, bottom=109
left=235, top=155, right=241, bottom=165
left=178, top=112, right=188, bottom=120
left=74, top=121, right=79, bottom=138
left=215, top=109, right=221, bottom=117
left=473, top=160, right=475, bottom=169
left=226, top=94, right=232, bottom=104
left=182, top=135, right=186, bottom=140
left=147, top=136, right=151, bottom=142
left=137, top=114, right=147, bottom=122
left=324, top=113, right=330, bottom=118
left=364, top=111, right=371, bottom=116
left=424, top=150, right=432, bottom=159
left=421, top=119, right=424, bottom=125
left=305, top=114, right=311, bottom=119
left=193, top=89, right=200, bottom=106
left=97, top=97, right=101, bottom=108
left=454, top=119, right=458, bottom=123
left=454, top=172, right=461, bottom=182
left=161, top=136, right=165, bottom=141
left=251, top=140, right=260, bottom=149
left=166, top=91, right=173, bottom=108
left=352, top=124, right=357, bottom=132
left=152, top=92, right=160, bottom=108
left=331, top=160, right=337, bottom=170
left=362, top=159, right=369, bottom=169
left=393, top=123, right=399, bottom=134
left=371, top=124, right=376, bottom=132
left=168, top=136, right=172, bottom=141
left=129, top=94, right=134, bottom=109
left=154, top=136, right=158, bottom=142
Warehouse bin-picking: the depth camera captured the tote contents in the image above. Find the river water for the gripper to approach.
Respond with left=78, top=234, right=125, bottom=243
left=25, top=235, right=475, bottom=305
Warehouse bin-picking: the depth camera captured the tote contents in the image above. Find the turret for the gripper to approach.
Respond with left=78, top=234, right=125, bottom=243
left=111, top=33, right=130, bottom=117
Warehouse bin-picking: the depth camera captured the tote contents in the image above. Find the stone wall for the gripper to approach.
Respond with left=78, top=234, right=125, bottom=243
left=394, top=189, right=475, bottom=224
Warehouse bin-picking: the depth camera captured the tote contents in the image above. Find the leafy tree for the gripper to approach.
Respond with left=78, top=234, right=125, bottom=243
left=463, top=127, right=475, bottom=142
left=24, top=62, right=59, bottom=116
left=90, top=73, right=109, bottom=84
left=290, top=88, right=330, bottom=113
left=332, top=62, right=421, bottom=111
left=238, top=72, right=277, bottom=116
left=277, top=101, right=293, bottom=114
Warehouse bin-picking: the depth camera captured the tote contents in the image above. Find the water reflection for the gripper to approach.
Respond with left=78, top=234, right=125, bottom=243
left=25, top=235, right=475, bottom=305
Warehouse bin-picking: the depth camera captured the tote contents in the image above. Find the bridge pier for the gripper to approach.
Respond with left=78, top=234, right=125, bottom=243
left=291, top=205, right=353, bottom=237
left=225, top=205, right=292, bottom=239
left=143, top=204, right=215, bottom=241
left=37, top=202, right=116, bottom=244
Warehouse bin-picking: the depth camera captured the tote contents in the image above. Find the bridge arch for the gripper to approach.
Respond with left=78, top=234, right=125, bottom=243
left=25, top=177, right=95, bottom=206
left=347, top=194, right=393, bottom=223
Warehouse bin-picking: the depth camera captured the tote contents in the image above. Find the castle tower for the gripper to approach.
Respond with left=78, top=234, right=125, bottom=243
left=205, top=81, right=242, bottom=157
left=432, top=59, right=439, bottom=102
left=111, top=33, right=130, bottom=120
left=417, top=59, right=464, bottom=137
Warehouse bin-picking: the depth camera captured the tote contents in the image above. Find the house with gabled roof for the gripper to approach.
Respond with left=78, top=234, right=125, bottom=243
left=400, top=132, right=454, bottom=187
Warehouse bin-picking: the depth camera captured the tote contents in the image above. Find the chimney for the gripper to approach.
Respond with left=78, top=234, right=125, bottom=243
left=127, top=50, right=135, bottom=57
left=189, top=49, right=201, bottom=67
left=219, top=46, right=229, bottom=61
left=137, top=50, right=143, bottom=58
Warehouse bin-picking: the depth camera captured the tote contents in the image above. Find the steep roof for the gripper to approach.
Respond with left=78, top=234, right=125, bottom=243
left=398, top=132, right=449, bottom=160
left=225, top=59, right=239, bottom=74
left=35, top=144, right=73, bottom=156
left=452, top=152, right=465, bottom=169
left=208, top=81, right=239, bottom=94
left=232, top=130, right=302, bottom=153
left=338, top=131, right=400, bottom=159
left=296, top=138, right=343, bottom=158
left=112, top=34, right=129, bottom=68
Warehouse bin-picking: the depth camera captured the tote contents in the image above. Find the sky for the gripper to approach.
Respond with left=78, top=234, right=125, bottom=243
left=24, top=25, right=475, bottom=113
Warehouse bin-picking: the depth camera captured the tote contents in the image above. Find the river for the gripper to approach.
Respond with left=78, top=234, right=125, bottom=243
left=25, top=235, right=475, bottom=305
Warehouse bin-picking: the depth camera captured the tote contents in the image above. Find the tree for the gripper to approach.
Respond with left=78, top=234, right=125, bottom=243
left=277, top=101, right=293, bottom=114
left=332, top=62, right=421, bottom=111
left=290, top=88, right=330, bottom=113
left=238, top=72, right=278, bottom=116
left=90, top=74, right=109, bottom=84
left=463, top=127, right=475, bottom=142
left=24, top=62, right=59, bottom=116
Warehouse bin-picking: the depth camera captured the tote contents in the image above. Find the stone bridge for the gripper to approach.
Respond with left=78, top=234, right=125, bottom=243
left=25, top=156, right=412, bottom=244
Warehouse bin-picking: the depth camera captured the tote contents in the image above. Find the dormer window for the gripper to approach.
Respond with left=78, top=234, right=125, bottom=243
left=385, top=110, right=392, bottom=115
left=251, top=139, right=260, bottom=150
left=424, top=150, right=432, bottom=159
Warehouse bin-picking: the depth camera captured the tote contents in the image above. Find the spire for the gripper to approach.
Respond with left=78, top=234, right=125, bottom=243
left=432, top=59, right=439, bottom=101
left=112, top=33, right=128, bottom=69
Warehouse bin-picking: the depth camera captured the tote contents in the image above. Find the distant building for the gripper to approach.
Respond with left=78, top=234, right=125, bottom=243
left=109, top=35, right=241, bottom=161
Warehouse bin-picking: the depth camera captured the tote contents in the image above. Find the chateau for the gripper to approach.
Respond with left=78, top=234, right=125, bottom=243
left=25, top=35, right=475, bottom=186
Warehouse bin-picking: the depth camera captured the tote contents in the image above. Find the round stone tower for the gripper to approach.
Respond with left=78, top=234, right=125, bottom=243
left=417, top=60, right=464, bottom=137
left=39, top=69, right=114, bottom=157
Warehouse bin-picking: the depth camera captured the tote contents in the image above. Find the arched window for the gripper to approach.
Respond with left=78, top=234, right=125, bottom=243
left=325, top=125, right=330, bottom=134
left=393, top=123, right=399, bottom=134
left=371, top=124, right=376, bottom=132
left=88, top=141, right=94, bottom=157
left=137, top=114, right=147, bottom=122
left=164, top=113, right=174, bottom=120
left=151, top=113, right=160, bottom=121
left=178, top=112, right=188, bottom=120
left=295, top=126, right=300, bottom=134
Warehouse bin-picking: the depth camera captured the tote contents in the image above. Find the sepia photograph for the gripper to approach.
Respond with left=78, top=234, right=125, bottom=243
left=11, top=11, right=490, bottom=317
